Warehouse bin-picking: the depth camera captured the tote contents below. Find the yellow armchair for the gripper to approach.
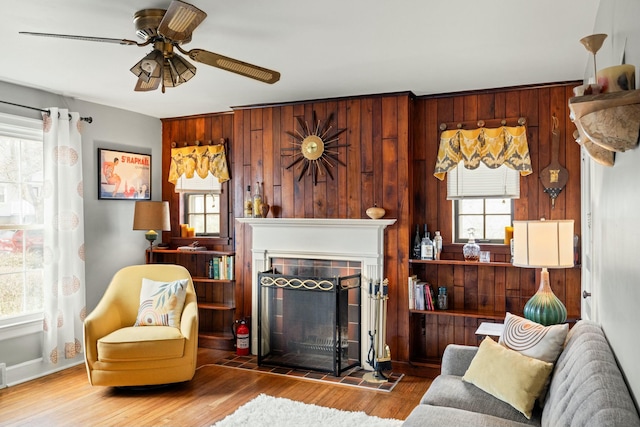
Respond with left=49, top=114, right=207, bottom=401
left=84, top=264, right=198, bottom=386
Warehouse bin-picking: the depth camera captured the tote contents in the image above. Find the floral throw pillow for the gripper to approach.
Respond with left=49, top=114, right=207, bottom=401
left=134, top=278, right=188, bottom=329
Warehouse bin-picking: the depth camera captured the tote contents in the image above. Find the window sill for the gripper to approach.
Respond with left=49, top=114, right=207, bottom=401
left=0, top=312, right=43, bottom=341
left=170, top=236, right=232, bottom=247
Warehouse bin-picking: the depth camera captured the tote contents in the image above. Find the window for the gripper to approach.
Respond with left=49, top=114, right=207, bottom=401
left=454, top=198, right=513, bottom=243
left=184, top=193, right=220, bottom=236
left=175, top=171, right=223, bottom=237
left=0, top=113, right=44, bottom=319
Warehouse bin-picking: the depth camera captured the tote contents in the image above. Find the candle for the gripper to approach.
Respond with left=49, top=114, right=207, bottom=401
left=180, top=224, right=188, bottom=237
left=504, top=226, right=513, bottom=245
left=187, top=227, right=195, bottom=237
left=596, top=64, right=636, bottom=93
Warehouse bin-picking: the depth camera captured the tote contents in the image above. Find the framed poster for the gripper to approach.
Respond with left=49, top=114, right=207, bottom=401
left=98, top=148, right=151, bottom=200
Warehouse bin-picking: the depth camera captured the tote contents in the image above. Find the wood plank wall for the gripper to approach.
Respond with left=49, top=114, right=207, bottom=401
left=231, top=94, right=412, bottom=354
left=409, top=82, right=582, bottom=361
left=161, top=112, right=235, bottom=251
left=161, top=82, right=582, bottom=365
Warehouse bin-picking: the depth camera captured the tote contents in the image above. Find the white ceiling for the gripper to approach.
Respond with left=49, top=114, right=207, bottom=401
left=2, top=0, right=600, bottom=119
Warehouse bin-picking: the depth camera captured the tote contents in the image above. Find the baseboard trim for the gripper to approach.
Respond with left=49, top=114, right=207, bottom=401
left=0, top=362, right=6, bottom=389
left=7, top=356, right=84, bottom=387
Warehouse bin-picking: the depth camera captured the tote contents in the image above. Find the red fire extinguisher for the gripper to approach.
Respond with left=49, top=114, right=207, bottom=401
left=235, top=319, right=250, bottom=356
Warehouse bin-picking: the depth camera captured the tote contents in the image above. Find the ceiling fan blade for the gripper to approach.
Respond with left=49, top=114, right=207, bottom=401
left=19, top=31, right=141, bottom=46
left=157, top=0, right=207, bottom=43
left=179, top=48, right=280, bottom=84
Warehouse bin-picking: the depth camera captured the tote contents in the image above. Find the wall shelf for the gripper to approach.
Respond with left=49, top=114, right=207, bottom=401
left=569, top=89, right=640, bottom=165
left=409, top=259, right=514, bottom=268
left=409, top=308, right=506, bottom=320
left=197, top=302, right=235, bottom=311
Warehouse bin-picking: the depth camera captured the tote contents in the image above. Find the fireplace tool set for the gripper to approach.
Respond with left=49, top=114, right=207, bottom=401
left=364, top=278, right=392, bottom=383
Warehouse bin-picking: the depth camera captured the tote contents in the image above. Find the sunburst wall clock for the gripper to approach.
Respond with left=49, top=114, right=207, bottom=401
left=281, top=112, right=349, bottom=185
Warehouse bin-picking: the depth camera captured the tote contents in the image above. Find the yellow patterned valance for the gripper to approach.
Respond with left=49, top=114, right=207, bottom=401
left=168, top=144, right=230, bottom=185
left=433, top=126, right=532, bottom=181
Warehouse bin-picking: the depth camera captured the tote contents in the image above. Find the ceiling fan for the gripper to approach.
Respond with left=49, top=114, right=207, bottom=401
left=19, top=0, right=280, bottom=93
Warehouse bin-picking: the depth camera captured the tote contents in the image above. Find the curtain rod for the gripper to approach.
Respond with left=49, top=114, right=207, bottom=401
left=0, top=100, right=93, bottom=123
left=439, top=116, right=526, bottom=131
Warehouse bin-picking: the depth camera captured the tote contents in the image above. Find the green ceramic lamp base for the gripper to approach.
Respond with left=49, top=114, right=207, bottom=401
left=523, top=268, right=567, bottom=326
left=145, top=230, right=158, bottom=246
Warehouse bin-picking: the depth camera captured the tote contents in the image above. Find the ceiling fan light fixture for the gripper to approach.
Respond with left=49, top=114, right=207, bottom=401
left=130, top=49, right=163, bottom=82
left=21, top=0, right=282, bottom=92
left=134, top=76, right=161, bottom=92
left=163, top=55, right=196, bottom=87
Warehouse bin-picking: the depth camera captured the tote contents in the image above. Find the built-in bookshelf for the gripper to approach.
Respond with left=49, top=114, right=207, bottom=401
left=146, top=248, right=236, bottom=350
left=407, top=256, right=515, bottom=367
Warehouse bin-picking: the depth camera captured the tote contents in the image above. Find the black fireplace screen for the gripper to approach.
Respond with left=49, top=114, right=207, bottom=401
left=257, top=270, right=361, bottom=376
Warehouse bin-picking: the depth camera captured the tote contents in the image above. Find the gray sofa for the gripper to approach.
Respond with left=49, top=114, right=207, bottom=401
left=403, top=320, right=640, bottom=427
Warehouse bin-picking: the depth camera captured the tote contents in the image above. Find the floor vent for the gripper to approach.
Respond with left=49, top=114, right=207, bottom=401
left=0, top=363, right=6, bottom=389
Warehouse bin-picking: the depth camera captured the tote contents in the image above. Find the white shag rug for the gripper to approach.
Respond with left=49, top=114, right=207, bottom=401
left=213, top=394, right=404, bottom=427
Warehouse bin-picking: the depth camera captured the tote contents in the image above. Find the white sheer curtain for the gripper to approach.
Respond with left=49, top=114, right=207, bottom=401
left=42, top=108, right=86, bottom=364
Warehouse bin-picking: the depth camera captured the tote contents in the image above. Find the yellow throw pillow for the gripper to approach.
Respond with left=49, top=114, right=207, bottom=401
left=134, top=278, right=188, bottom=328
left=462, top=336, right=553, bottom=419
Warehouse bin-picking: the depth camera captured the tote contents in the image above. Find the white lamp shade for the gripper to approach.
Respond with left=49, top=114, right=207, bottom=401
left=513, top=219, right=574, bottom=268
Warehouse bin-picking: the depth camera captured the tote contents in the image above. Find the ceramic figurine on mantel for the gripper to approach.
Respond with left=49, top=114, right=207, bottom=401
left=366, top=204, right=386, bottom=219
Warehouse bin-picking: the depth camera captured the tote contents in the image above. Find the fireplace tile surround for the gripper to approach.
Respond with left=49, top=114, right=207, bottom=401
left=236, top=218, right=396, bottom=370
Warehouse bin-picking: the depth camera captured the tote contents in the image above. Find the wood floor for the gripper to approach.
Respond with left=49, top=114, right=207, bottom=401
left=0, top=349, right=432, bottom=426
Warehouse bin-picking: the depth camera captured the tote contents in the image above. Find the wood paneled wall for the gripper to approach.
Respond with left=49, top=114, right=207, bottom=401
left=161, top=82, right=582, bottom=365
left=161, top=112, right=235, bottom=251
left=409, top=82, right=582, bottom=360
left=231, top=94, right=412, bottom=350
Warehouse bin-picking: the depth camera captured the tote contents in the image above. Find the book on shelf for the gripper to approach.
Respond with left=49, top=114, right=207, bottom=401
left=209, top=255, right=235, bottom=280
left=410, top=276, right=436, bottom=311
left=415, top=281, right=425, bottom=310
left=424, top=283, right=435, bottom=311
left=408, top=275, right=417, bottom=310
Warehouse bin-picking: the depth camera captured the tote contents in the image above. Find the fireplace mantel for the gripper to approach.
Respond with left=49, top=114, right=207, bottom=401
left=236, top=217, right=396, bottom=370
left=236, top=218, right=396, bottom=260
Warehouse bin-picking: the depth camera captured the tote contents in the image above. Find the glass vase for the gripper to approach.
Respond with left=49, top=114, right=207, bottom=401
left=463, top=228, right=480, bottom=262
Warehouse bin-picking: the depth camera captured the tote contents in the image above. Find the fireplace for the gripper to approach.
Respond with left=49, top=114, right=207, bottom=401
left=257, top=269, right=361, bottom=376
left=236, top=218, right=396, bottom=370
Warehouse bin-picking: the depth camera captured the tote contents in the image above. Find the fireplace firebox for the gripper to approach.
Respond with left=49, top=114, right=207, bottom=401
left=257, top=270, right=361, bottom=376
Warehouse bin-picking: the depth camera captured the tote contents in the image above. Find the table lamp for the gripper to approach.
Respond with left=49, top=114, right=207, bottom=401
left=512, top=219, right=574, bottom=326
left=133, top=201, right=171, bottom=259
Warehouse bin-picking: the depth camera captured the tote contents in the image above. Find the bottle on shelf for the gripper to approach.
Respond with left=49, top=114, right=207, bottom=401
left=463, top=228, right=480, bottom=261
left=420, top=225, right=434, bottom=260
left=412, top=225, right=421, bottom=259
left=244, top=185, right=253, bottom=218
left=433, top=230, right=443, bottom=260
left=252, top=182, right=263, bottom=218
left=437, top=286, right=448, bottom=310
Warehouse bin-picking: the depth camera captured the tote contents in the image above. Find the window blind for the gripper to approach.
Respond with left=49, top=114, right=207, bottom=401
left=447, top=162, right=520, bottom=199
left=174, top=172, right=222, bottom=193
